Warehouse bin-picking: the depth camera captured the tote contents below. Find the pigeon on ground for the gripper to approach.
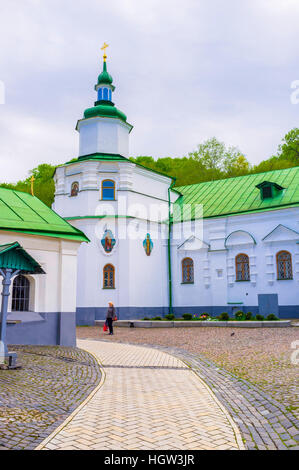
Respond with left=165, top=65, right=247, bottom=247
left=231, top=332, right=235, bottom=337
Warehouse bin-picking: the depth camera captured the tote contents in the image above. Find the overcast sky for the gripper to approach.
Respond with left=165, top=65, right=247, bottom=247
left=0, top=0, right=299, bottom=182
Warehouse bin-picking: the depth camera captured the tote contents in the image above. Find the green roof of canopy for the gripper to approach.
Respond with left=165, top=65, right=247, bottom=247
left=0, top=187, right=89, bottom=242
left=0, top=242, right=45, bottom=274
left=174, top=166, right=299, bottom=221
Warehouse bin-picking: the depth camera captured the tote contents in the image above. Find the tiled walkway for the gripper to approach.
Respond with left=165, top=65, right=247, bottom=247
left=36, top=340, right=244, bottom=450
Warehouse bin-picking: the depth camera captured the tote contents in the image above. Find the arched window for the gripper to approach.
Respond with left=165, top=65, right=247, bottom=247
left=103, top=264, right=115, bottom=289
left=182, top=258, right=194, bottom=284
left=277, top=251, right=293, bottom=280
left=12, top=275, right=30, bottom=311
left=102, top=180, right=115, bottom=201
left=236, top=254, right=250, bottom=281
left=103, top=88, right=109, bottom=100
left=71, top=182, right=79, bottom=197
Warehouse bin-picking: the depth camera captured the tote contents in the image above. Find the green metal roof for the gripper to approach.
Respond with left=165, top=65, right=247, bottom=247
left=174, top=166, right=299, bottom=221
left=59, top=153, right=174, bottom=181
left=0, top=187, right=89, bottom=242
left=0, top=242, right=45, bottom=274
left=97, top=61, right=113, bottom=86
left=83, top=102, right=128, bottom=123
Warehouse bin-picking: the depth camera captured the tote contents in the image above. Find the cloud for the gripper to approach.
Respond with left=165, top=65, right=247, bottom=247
left=0, top=0, right=298, bottom=181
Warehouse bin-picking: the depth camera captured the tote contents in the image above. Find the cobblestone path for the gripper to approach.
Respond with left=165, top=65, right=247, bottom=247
left=37, top=340, right=244, bottom=450
left=118, top=341, right=299, bottom=451
left=0, top=346, right=101, bottom=450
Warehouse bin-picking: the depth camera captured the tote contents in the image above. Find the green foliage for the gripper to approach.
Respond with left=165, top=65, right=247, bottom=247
left=0, top=163, right=56, bottom=207
left=1, top=127, right=298, bottom=208
left=277, top=128, right=299, bottom=163
left=182, top=313, right=193, bottom=321
left=219, top=312, right=229, bottom=321
left=266, top=314, right=279, bottom=321
left=245, top=312, right=253, bottom=320
left=165, top=314, right=175, bottom=321
left=256, top=314, right=265, bottom=321
left=152, top=316, right=162, bottom=321
left=235, top=310, right=246, bottom=321
left=143, top=317, right=150, bottom=321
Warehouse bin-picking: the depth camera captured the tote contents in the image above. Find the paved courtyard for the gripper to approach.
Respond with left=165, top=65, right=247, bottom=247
left=0, top=345, right=102, bottom=450
left=37, top=340, right=244, bottom=450
left=77, top=327, right=299, bottom=450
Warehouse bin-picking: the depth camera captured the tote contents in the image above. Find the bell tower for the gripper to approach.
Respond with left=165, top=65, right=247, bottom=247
left=76, top=44, right=133, bottom=158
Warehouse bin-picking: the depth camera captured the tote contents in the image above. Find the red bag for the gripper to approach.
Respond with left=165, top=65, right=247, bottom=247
left=103, top=324, right=108, bottom=332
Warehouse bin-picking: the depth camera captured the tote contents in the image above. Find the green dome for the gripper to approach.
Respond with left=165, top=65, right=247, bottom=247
left=97, top=61, right=113, bottom=85
left=84, top=103, right=127, bottom=122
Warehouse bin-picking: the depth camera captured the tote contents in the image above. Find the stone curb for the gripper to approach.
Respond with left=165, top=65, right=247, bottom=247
left=95, top=320, right=291, bottom=328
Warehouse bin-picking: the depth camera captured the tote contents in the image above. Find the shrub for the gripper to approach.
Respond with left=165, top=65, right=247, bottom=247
left=235, top=310, right=245, bottom=321
left=165, top=314, right=175, bottom=321
left=200, top=312, right=210, bottom=318
left=152, top=316, right=162, bottom=321
left=143, top=317, right=150, bottom=321
left=256, top=314, right=265, bottom=321
left=182, top=313, right=193, bottom=321
left=266, top=314, right=279, bottom=321
left=218, top=312, right=229, bottom=321
left=245, top=312, right=253, bottom=320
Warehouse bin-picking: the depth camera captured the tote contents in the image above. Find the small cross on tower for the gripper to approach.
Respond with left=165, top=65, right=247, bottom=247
left=101, top=42, right=109, bottom=62
left=30, top=175, right=35, bottom=196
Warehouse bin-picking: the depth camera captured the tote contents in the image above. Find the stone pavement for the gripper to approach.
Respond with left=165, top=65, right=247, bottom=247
left=36, top=340, right=244, bottom=450
left=0, top=345, right=102, bottom=450
left=129, top=342, right=299, bottom=450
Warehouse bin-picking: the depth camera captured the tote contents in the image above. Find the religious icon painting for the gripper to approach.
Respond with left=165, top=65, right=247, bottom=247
left=143, top=233, right=153, bottom=256
left=71, top=181, right=79, bottom=197
left=101, top=230, right=116, bottom=253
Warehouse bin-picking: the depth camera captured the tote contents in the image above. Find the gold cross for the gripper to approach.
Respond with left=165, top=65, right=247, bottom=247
left=30, top=175, right=35, bottom=196
left=101, top=42, right=109, bottom=61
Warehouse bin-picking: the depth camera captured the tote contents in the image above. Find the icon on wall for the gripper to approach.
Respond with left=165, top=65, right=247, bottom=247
left=101, top=230, right=116, bottom=253
left=143, top=233, right=153, bottom=256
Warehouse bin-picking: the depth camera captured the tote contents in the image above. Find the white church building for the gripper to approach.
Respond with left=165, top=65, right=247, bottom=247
left=53, top=53, right=299, bottom=324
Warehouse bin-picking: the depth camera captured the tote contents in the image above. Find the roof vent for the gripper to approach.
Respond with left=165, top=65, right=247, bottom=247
left=255, top=181, right=284, bottom=200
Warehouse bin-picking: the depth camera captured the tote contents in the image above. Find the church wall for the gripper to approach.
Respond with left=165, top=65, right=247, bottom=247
left=171, top=207, right=299, bottom=318
left=0, top=231, right=81, bottom=346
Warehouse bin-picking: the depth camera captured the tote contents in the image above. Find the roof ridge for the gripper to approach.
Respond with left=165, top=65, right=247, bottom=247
left=175, top=165, right=299, bottom=190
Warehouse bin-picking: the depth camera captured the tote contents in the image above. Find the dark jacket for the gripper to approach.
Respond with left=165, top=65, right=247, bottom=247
left=106, top=306, right=116, bottom=320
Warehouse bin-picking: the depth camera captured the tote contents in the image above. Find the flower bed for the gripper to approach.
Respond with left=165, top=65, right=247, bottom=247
left=143, top=311, right=282, bottom=322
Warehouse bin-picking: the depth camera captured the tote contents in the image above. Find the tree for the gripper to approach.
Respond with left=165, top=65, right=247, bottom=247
left=0, top=163, right=56, bottom=207
left=277, top=128, right=299, bottom=163
left=188, top=137, right=249, bottom=180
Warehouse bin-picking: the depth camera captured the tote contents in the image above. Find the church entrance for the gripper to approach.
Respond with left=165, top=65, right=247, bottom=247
left=12, top=275, right=30, bottom=312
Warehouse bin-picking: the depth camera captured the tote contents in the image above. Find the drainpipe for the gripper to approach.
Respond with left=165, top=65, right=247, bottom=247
left=167, top=179, right=176, bottom=315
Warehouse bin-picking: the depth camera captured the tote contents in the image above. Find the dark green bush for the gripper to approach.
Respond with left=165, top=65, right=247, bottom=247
left=182, top=313, right=193, bottom=321
left=235, top=310, right=245, bottom=321
left=152, top=316, right=162, bottom=321
left=218, top=312, right=229, bottom=321
left=266, top=314, right=279, bottom=321
left=245, top=312, right=253, bottom=320
left=256, top=314, right=265, bottom=321
left=165, top=314, right=175, bottom=321
left=143, top=317, right=150, bottom=321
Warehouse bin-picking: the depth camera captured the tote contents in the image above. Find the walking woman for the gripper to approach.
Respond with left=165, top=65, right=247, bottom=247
left=106, top=301, right=116, bottom=335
